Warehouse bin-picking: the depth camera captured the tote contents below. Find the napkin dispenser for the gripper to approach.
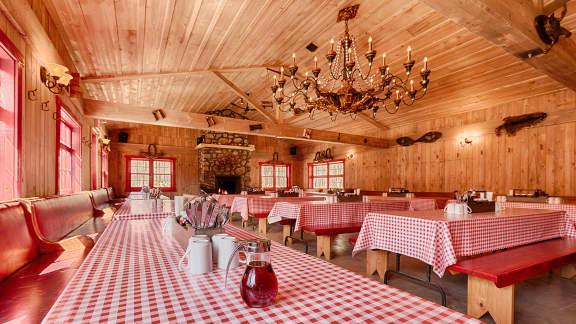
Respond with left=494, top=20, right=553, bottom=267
left=387, top=187, right=410, bottom=197
left=467, top=200, right=496, bottom=213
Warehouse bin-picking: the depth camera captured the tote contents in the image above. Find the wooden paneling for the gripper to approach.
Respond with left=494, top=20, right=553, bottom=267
left=0, top=4, right=97, bottom=198
left=296, top=90, right=576, bottom=196
left=45, top=0, right=571, bottom=134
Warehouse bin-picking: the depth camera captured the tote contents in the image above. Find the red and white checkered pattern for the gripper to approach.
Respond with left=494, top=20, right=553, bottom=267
left=42, top=219, right=477, bottom=323
left=364, top=196, right=438, bottom=211
left=213, top=194, right=267, bottom=208
left=501, top=201, right=576, bottom=237
left=127, top=192, right=149, bottom=200
left=231, top=196, right=327, bottom=220
left=113, top=199, right=174, bottom=220
left=353, top=208, right=569, bottom=277
left=269, top=201, right=410, bottom=231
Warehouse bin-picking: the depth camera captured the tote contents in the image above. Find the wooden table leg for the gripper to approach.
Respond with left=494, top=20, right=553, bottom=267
left=257, top=218, right=267, bottom=237
left=282, top=225, right=292, bottom=244
left=553, top=263, right=576, bottom=279
left=366, top=249, right=390, bottom=280
left=467, top=275, right=514, bottom=324
left=316, top=235, right=334, bottom=260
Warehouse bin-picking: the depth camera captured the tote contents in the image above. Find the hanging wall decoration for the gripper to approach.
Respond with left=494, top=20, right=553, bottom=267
left=396, top=131, right=442, bottom=146
left=495, top=112, right=547, bottom=136
left=314, top=148, right=334, bottom=162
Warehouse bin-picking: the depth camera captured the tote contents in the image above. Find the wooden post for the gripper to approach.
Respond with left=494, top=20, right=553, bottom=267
left=467, top=275, right=514, bottom=324
left=316, top=235, right=334, bottom=260
left=366, top=249, right=390, bottom=280
left=553, top=263, right=576, bottom=279
left=257, top=218, right=267, bottom=237
left=282, top=225, right=292, bottom=244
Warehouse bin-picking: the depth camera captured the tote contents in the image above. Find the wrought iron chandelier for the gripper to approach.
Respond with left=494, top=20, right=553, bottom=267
left=271, top=5, right=431, bottom=119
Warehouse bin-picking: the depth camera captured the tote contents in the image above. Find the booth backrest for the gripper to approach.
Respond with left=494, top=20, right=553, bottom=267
left=106, top=187, right=115, bottom=200
left=0, top=201, right=38, bottom=282
left=91, top=188, right=110, bottom=207
left=31, top=193, right=94, bottom=242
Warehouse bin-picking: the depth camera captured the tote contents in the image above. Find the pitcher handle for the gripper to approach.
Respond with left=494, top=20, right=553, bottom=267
left=178, top=244, right=193, bottom=271
left=224, top=240, right=246, bottom=288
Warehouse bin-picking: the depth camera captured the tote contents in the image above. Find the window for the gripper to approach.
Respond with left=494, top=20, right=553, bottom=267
left=308, top=159, right=344, bottom=189
left=91, top=132, right=98, bottom=189
left=101, top=151, right=108, bottom=188
left=0, top=31, right=22, bottom=201
left=260, top=163, right=291, bottom=190
left=56, top=99, right=82, bottom=195
left=125, top=156, right=175, bottom=192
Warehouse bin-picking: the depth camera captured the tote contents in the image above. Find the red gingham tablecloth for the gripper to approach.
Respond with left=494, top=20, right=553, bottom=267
left=114, top=199, right=174, bottom=220
left=353, top=208, right=568, bottom=277
left=42, top=219, right=478, bottom=323
left=127, top=192, right=149, bottom=200
left=364, top=196, right=438, bottom=211
left=269, top=201, right=410, bottom=231
left=501, top=201, right=576, bottom=237
left=213, top=194, right=266, bottom=208
left=231, top=196, right=327, bottom=220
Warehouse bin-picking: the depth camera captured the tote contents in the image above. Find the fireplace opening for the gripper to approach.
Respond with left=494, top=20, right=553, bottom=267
left=215, top=176, right=241, bottom=194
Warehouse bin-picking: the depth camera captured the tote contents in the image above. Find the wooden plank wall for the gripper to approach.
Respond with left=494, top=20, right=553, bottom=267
left=0, top=4, right=97, bottom=198
left=106, top=126, right=307, bottom=197
left=297, top=89, right=576, bottom=196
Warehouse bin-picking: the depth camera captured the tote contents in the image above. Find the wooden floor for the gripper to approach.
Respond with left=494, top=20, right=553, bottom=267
left=234, top=218, right=576, bottom=324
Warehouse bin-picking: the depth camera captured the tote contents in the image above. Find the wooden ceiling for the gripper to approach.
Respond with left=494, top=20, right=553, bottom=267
left=46, top=0, right=576, bottom=137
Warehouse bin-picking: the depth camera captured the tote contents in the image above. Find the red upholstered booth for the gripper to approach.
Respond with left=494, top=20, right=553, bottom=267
left=0, top=201, right=38, bottom=283
left=90, top=188, right=116, bottom=214
left=30, top=192, right=95, bottom=243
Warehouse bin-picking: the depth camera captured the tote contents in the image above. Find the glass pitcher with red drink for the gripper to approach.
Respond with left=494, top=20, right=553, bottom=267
left=224, top=239, right=278, bottom=308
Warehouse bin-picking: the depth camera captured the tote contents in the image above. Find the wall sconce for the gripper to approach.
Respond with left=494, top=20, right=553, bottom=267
left=101, top=138, right=111, bottom=145
left=153, top=109, right=166, bottom=120
left=345, top=152, right=354, bottom=159
left=40, top=63, right=73, bottom=94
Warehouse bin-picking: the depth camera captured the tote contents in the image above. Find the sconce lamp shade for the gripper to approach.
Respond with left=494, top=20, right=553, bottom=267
left=57, top=73, right=73, bottom=86
left=46, top=63, right=69, bottom=78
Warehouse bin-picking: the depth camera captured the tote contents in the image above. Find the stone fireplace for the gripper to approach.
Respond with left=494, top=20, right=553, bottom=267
left=198, top=131, right=251, bottom=193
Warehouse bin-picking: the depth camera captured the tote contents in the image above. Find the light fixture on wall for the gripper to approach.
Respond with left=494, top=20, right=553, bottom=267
left=459, top=137, right=473, bottom=146
left=345, top=151, right=354, bottom=159
left=40, top=63, right=73, bottom=94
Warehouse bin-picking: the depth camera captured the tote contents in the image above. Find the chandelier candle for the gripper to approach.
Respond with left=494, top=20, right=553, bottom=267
left=270, top=4, right=432, bottom=117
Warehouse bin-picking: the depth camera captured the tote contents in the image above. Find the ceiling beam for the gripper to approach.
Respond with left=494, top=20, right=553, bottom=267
left=418, top=0, right=576, bottom=91
left=81, top=65, right=272, bottom=82
left=83, top=99, right=388, bottom=148
left=544, top=0, right=570, bottom=14
left=357, top=112, right=389, bottom=130
left=211, top=71, right=278, bottom=123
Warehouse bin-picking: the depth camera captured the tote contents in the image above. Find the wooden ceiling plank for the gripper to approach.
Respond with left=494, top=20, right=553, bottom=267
left=212, top=71, right=277, bottom=123
left=357, top=113, right=390, bottom=130
left=83, top=99, right=388, bottom=148
left=544, top=0, right=570, bottom=14
left=419, top=0, right=576, bottom=91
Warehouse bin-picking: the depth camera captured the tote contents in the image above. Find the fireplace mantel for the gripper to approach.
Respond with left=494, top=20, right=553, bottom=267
left=195, top=143, right=255, bottom=151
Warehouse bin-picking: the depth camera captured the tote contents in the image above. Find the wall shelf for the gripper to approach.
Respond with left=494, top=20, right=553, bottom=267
left=195, top=143, right=256, bottom=151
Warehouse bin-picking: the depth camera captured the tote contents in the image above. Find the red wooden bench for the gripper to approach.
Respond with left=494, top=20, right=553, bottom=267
left=0, top=199, right=102, bottom=323
left=447, top=238, right=576, bottom=324
left=302, top=223, right=362, bottom=260
left=91, top=188, right=117, bottom=215
left=28, top=193, right=97, bottom=250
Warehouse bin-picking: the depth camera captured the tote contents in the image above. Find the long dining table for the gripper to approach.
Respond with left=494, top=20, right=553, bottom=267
left=113, top=199, right=174, bottom=220
left=353, top=208, right=570, bottom=277
left=363, top=196, right=439, bottom=211
left=41, top=218, right=479, bottom=323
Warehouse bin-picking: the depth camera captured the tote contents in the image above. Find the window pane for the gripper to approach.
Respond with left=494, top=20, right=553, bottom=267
left=313, top=177, right=327, bottom=189
left=275, top=176, right=287, bottom=188
left=313, top=164, right=327, bottom=176
left=329, top=162, right=344, bottom=175
left=261, top=165, right=273, bottom=177
left=262, top=176, right=274, bottom=188
left=275, top=166, right=287, bottom=176
left=0, top=45, right=18, bottom=200
left=329, top=176, right=344, bottom=189
left=154, top=160, right=171, bottom=174
left=59, top=148, right=72, bottom=194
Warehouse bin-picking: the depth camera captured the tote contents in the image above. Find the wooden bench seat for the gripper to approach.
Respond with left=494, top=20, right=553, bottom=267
left=302, top=223, right=362, bottom=260
left=447, top=238, right=576, bottom=324
left=91, top=188, right=116, bottom=215
left=106, top=186, right=125, bottom=205
left=0, top=199, right=110, bottom=323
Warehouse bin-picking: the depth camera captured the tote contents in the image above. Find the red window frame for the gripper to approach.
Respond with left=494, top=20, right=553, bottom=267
left=0, top=28, right=23, bottom=201
left=307, top=159, right=345, bottom=189
left=259, top=162, right=291, bottom=190
left=56, top=98, right=82, bottom=195
left=101, top=150, right=108, bottom=188
left=125, top=156, right=176, bottom=192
